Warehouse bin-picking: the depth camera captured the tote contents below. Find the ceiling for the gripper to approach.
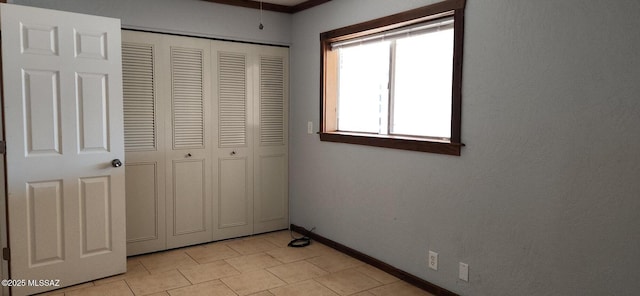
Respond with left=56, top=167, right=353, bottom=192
left=202, top=0, right=330, bottom=14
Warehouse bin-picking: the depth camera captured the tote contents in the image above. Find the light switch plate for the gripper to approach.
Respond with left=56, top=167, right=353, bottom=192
left=459, top=262, right=469, bottom=282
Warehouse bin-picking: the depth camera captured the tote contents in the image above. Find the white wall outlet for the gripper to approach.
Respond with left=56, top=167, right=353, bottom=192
left=459, top=262, right=469, bottom=282
left=428, top=251, right=438, bottom=270
left=307, top=121, right=313, bottom=134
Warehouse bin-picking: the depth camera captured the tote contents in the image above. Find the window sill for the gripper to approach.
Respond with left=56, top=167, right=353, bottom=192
left=319, top=132, right=462, bottom=156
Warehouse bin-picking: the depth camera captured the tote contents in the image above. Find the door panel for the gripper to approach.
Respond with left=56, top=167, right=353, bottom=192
left=79, top=176, right=112, bottom=256
left=26, top=180, right=64, bottom=266
left=125, top=162, right=160, bottom=243
left=172, top=159, right=206, bottom=235
left=219, top=158, right=250, bottom=228
left=256, top=154, right=287, bottom=221
left=218, top=52, right=248, bottom=148
left=1, top=4, right=125, bottom=295
left=212, top=41, right=254, bottom=240
left=23, top=70, right=62, bottom=155
left=258, top=56, right=286, bottom=146
left=76, top=73, right=109, bottom=153
left=74, top=30, right=108, bottom=60
left=21, top=24, right=59, bottom=55
left=121, top=31, right=167, bottom=255
left=171, top=47, right=206, bottom=149
left=122, top=40, right=157, bottom=152
left=253, top=49, right=289, bottom=234
left=164, top=35, right=212, bottom=249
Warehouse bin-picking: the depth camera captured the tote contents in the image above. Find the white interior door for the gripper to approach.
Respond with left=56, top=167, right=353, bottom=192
left=1, top=4, right=126, bottom=295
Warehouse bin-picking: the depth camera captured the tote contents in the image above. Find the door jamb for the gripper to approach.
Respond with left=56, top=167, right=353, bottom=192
left=0, top=30, right=12, bottom=296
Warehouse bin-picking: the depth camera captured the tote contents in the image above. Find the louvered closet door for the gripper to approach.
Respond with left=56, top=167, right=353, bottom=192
left=164, top=35, right=213, bottom=248
left=253, top=46, right=289, bottom=233
left=121, top=31, right=166, bottom=255
left=211, top=41, right=254, bottom=240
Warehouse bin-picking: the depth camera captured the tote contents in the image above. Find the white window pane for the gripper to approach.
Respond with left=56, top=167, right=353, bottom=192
left=337, top=42, right=390, bottom=134
left=393, top=28, right=454, bottom=138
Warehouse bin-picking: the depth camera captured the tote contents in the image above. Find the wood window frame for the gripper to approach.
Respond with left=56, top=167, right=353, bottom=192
left=319, top=0, right=466, bottom=156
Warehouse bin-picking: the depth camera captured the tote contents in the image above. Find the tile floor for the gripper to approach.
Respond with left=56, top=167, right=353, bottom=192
left=39, top=230, right=434, bottom=296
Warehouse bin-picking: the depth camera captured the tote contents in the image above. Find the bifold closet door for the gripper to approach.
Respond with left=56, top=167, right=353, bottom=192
left=253, top=46, right=289, bottom=233
left=211, top=41, right=254, bottom=240
left=121, top=31, right=166, bottom=256
left=164, top=35, right=213, bottom=248
left=211, top=42, right=290, bottom=239
left=122, top=30, right=288, bottom=251
left=123, top=31, right=214, bottom=252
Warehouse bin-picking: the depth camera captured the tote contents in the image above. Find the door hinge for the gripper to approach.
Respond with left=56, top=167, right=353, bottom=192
left=2, top=248, right=9, bottom=261
left=0, top=140, right=5, bottom=154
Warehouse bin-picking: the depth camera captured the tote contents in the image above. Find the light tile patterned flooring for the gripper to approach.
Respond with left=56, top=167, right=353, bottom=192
left=40, top=230, right=433, bottom=296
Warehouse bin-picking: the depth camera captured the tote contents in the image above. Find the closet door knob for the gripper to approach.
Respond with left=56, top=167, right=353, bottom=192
left=230, top=151, right=236, bottom=156
left=112, top=159, right=123, bottom=168
left=186, top=153, right=192, bottom=157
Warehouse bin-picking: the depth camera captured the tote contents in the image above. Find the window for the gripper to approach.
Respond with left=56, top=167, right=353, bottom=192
left=320, top=0, right=465, bottom=156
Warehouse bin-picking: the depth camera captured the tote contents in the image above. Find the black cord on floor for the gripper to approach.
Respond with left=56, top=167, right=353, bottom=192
left=288, top=227, right=315, bottom=248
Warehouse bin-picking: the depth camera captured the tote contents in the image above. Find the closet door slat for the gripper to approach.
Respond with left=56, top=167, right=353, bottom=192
left=259, top=56, right=285, bottom=146
left=122, top=43, right=156, bottom=151
left=218, top=52, right=247, bottom=148
left=171, top=47, right=205, bottom=149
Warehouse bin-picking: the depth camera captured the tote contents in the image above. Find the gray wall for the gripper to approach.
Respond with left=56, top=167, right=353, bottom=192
left=9, top=0, right=292, bottom=45
left=289, top=0, right=640, bottom=295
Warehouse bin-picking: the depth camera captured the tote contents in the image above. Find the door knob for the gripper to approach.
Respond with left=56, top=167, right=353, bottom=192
left=112, top=159, right=123, bottom=168
left=230, top=151, right=236, bottom=156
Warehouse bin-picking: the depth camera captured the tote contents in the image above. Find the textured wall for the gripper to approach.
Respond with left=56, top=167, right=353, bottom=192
left=10, top=0, right=292, bottom=45
left=289, top=0, right=640, bottom=295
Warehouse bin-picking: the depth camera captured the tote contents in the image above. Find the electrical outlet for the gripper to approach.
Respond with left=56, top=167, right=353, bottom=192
left=307, top=121, right=313, bottom=134
left=459, top=262, right=469, bottom=282
left=428, top=251, right=438, bottom=270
